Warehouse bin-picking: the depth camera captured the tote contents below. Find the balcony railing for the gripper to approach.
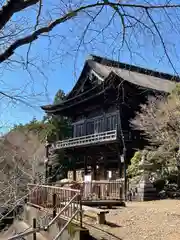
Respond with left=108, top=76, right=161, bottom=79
left=52, top=129, right=118, bottom=150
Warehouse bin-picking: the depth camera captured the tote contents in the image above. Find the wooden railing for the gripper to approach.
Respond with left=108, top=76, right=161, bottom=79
left=52, top=129, right=118, bottom=149
left=80, top=180, right=123, bottom=201
left=8, top=184, right=82, bottom=240
left=27, top=184, right=82, bottom=224
left=54, top=180, right=124, bottom=201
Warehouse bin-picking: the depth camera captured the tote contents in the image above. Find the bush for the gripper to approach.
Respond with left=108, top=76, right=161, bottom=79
left=153, top=179, right=166, bottom=191
left=167, top=174, right=178, bottom=184
left=164, top=183, right=178, bottom=191
left=127, top=151, right=142, bottom=178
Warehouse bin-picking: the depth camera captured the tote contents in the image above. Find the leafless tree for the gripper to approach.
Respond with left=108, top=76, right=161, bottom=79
left=0, top=129, right=45, bottom=210
left=131, top=85, right=180, bottom=185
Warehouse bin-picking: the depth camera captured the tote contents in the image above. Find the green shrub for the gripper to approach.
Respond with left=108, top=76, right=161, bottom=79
left=153, top=179, right=166, bottom=191
left=127, top=151, right=142, bottom=178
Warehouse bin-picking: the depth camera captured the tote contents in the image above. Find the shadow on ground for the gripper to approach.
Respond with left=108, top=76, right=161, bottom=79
left=105, top=221, right=121, bottom=228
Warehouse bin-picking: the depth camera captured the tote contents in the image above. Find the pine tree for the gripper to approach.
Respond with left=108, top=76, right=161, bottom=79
left=46, top=89, right=72, bottom=183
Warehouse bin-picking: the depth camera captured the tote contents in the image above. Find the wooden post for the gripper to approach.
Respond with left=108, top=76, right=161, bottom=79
left=79, top=192, right=83, bottom=228
left=97, top=212, right=106, bottom=225
left=120, top=183, right=123, bottom=200
left=118, top=151, right=125, bottom=200
left=92, top=159, right=97, bottom=180
left=33, top=218, right=36, bottom=240
left=103, top=167, right=107, bottom=180
left=123, top=147, right=127, bottom=201
left=73, top=169, right=76, bottom=181
left=48, top=165, right=52, bottom=184
left=84, top=156, right=88, bottom=175
left=72, top=157, right=76, bottom=181
left=118, top=152, right=122, bottom=179
left=103, top=155, right=107, bottom=180
left=52, top=193, right=57, bottom=218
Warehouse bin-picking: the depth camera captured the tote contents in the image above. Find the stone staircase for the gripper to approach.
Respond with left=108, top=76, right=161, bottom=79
left=0, top=204, right=89, bottom=240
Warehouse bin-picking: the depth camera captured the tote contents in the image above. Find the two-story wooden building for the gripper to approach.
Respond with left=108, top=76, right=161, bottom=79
left=41, top=55, right=177, bottom=196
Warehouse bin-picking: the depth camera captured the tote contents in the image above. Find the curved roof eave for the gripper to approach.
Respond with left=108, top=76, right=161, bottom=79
left=41, top=71, right=114, bottom=113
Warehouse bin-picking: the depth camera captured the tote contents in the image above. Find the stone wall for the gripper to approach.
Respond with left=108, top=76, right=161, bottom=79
left=128, top=175, right=157, bottom=201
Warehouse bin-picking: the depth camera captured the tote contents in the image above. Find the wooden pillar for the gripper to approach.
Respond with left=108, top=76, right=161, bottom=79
left=118, top=150, right=124, bottom=200
left=118, top=148, right=127, bottom=201
left=33, top=218, right=37, bottom=240
left=72, top=157, right=76, bottom=181
left=92, top=158, right=97, bottom=180
left=118, top=152, right=122, bottom=178
left=73, top=169, right=76, bottom=181
left=103, top=155, right=107, bottom=180
left=123, top=147, right=127, bottom=201
left=84, top=156, right=88, bottom=175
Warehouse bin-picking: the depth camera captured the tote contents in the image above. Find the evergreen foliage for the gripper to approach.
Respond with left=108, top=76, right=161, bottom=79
left=47, top=89, right=72, bottom=183
left=127, top=151, right=142, bottom=178
left=53, top=89, right=66, bottom=104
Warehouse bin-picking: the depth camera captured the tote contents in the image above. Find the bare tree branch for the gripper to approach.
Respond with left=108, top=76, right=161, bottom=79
left=0, top=1, right=180, bottom=63
left=146, top=8, right=177, bottom=74
left=26, top=0, right=43, bottom=65
left=0, top=0, right=39, bottom=30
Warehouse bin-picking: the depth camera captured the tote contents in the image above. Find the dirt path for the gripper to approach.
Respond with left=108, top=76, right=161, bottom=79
left=84, top=200, right=180, bottom=240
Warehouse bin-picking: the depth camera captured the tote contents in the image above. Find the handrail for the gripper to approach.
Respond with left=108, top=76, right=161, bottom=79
left=54, top=129, right=116, bottom=143
left=52, top=129, right=118, bottom=149
left=53, top=210, right=79, bottom=240
left=7, top=185, right=82, bottom=240
left=89, top=180, right=123, bottom=183
left=7, top=227, right=44, bottom=240
left=27, top=184, right=80, bottom=193
left=53, top=129, right=133, bottom=145
left=44, top=193, right=79, bottom=230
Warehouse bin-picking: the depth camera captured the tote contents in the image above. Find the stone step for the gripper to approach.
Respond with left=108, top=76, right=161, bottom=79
left=23, top=204, right=90, bottom=240
left=0, top=220, right=48, bottom=240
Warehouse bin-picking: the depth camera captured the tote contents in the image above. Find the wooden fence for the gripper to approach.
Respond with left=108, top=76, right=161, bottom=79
left=27, top=184, right=82, bottom=223
left=80, top=180, right=123, bottom=201
left=55, top=180, right=123, bottom=201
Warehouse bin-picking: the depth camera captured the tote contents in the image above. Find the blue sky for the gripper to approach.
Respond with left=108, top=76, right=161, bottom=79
left=1, top=1, right=180, bottom=133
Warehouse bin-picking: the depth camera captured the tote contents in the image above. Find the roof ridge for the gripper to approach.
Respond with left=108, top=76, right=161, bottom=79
left=90, top=54, right=179, bottom=82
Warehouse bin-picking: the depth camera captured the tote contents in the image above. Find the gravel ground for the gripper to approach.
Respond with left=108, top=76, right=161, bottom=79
left=84, top=200, right=180, bottom=240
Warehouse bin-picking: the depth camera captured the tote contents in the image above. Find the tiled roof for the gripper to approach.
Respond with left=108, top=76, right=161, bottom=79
left=87, top=59, right=176, bottom=93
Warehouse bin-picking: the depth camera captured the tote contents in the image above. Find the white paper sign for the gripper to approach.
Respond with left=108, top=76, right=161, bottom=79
left=108, top=171, right=112, bottom=179
left=84, top=174, right=92, bottom=182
